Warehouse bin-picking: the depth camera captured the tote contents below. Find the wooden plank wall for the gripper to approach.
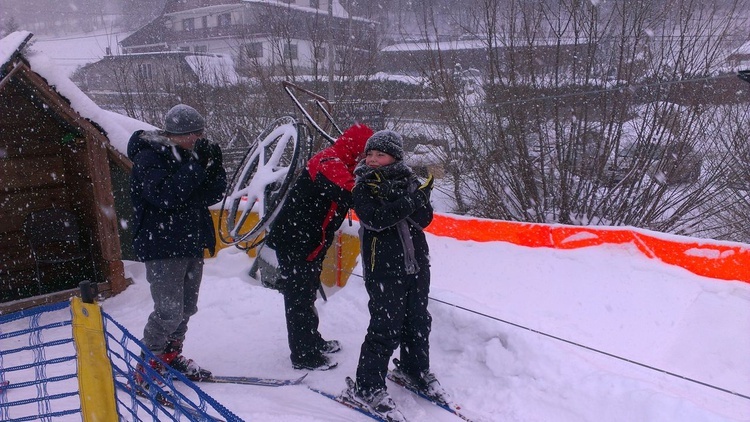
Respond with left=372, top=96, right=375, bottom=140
left=0, top=65, right=126, bottom=305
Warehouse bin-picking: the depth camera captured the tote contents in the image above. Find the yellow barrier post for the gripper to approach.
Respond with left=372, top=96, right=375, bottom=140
left=212, top=210, right=362, bottom=289
left=71, top=294, right=118, bottom=422
left=321, top=230, right=360, bottom=288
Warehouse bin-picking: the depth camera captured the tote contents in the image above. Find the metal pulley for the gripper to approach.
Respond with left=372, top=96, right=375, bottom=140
left=218, top=82, right=342, bottom=250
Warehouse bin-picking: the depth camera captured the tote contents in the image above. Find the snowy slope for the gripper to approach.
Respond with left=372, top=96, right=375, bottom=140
left=101, top=225, right=750, bottom=422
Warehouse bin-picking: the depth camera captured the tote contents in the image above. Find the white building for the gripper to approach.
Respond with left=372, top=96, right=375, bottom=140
left=120, top=0, right=377, bottom=75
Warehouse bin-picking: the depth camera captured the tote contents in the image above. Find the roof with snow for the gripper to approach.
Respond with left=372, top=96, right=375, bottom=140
left=730, top=39, right=750, bottom=56
left=0, top=31, right=154, bottom=156
left=162, top=0, right=352, bottom=19
left=382, top=36, right=584, bottom=52
left=123, top=0, right=375, bottom=52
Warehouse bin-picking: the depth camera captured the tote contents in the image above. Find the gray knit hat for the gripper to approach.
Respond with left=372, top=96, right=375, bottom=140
left=365, top=130, right=404, bottom=160
left=164, top=104, right=205, bottom=134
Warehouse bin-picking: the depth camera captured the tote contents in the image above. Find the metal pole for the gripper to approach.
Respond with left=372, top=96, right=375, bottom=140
left=328, top=0, right=335, bottom=101
left=79, top=281, right=97, bottom=304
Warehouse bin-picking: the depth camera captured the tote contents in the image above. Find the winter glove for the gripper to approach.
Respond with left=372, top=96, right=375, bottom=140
left=193, top=138, right=211, bottom=167
left=365, top=172, right=407, bottom=200
left=205, top=143, right=223, bottom=173
left=409, top=174, right=434, bottom=209
left=194, top=139, right=223, bottom=176
left=409, top=190, right=429, bottom=209
left=418, top=173, right=434, bottom=201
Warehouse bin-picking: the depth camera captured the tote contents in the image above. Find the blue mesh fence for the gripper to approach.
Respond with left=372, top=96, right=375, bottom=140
left=0, top=301, right=80, bottom=421
left=0, top=301, right=244, bottom=422
left=101, top=310, right=243, bottom=422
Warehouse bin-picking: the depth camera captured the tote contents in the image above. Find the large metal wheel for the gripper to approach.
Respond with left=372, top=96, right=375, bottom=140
left=219, top=116, right=310, bottom=248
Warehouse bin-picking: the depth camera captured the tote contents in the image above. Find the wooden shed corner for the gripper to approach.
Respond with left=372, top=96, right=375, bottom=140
left=1, top=32, right=130, bottom=312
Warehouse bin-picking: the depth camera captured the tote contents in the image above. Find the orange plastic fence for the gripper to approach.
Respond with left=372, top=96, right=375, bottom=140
left=424, top=213, right=750, bottom=284
left=218, top=209, right=750, bottom=285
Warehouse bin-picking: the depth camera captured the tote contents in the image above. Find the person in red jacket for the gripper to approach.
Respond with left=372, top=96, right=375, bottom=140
left=264, top=123, right=374, bottom=370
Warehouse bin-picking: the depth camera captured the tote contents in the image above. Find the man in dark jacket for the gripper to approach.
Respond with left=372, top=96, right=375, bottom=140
left=127, top=104, right=227, bottom=388
left=265, top=123, right=374, bottom=371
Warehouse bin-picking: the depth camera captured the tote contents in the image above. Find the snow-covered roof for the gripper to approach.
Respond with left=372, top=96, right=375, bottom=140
left=383, top=36, right=583, bottom=52
left=185, top=54, right=241, bottom=86
left=0, top=30, right=31, bottom=65
left=383, top=38, right=486, bottom=52
left=242, top=0, right=350, bottom=19
left=730, top=39, right=750, bottom=56
left=405, top=143, right=444, bottom=166
left=1, top=31, right=154, bottom=156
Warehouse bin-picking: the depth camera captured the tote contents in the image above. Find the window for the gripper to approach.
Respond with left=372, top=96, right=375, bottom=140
left=314, top=46, right=326, bottom=60
left=244, top=42, right=263, bottom=59
left=201, top=16, right=208, bottom=29
left=138, top=63, right=152, bottom=80
left=182, top=18, right=194, bottom=31
left=194, top=45, right=208, bottom=53
left=283, top=43, right=298, bottom=60
left=310, top=0, right=319, bottom=8
left=218, top=13, right=231, bottom=27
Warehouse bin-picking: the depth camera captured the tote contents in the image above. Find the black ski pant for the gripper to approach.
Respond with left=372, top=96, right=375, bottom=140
left=356, top=269, right=432, bottom=393
left=278, top=252, right=328, bottom=366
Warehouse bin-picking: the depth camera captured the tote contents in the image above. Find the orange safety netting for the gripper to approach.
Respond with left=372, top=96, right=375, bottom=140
left=423, top=213, right=750, bottom=284
left=216, top=210, right=750, bottom=285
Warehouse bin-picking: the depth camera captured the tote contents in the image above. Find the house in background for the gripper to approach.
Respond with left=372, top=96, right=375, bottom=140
left=72, top=51, right=239, bottom=115
left=119, top=0, right=377, bottom=76
left=378, top=36, right=592, bottom=81
left=727, top=40, right=750, bottom=70
left=0, top=31, right=152, bottom=312
left=75, top=51, right=239, bottom=92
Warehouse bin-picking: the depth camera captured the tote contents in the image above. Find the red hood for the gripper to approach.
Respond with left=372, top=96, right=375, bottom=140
left=329, top=123, right=374, bottom=168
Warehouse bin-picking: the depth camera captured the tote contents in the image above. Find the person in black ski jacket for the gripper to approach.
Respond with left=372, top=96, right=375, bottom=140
left=264, top=123, right=374, bottom=371
left=342, top=130, right=448, bottom=419
left=127, top=104, right=227, bottom=389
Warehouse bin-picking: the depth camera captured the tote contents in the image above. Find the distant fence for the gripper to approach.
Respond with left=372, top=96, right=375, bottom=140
left=343, top=212, right=750, bottom=285
left=0, top=294, right=243, bottom=421
left=424, top=213, right=750, bottom=284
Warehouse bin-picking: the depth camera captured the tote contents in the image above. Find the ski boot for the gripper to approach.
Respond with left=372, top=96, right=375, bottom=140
left=391, top=358, right=452, bottom=405
left=162, top=340, right=212, bottom=381
left=132, top=351, right=175, bottom=405
left=292, top=353, right=338, bottom=371
left=341, top=376, right=406, bottom=422
left=320, top=339, right=342, bottom=354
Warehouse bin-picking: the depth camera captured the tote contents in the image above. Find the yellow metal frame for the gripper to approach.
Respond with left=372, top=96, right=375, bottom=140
left=210, top=209, right=360, bottom=287
left=71, top=297, right=118, bottom=422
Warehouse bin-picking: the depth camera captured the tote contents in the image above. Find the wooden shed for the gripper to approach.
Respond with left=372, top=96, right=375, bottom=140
left=0, top=32, right=130, bottom=312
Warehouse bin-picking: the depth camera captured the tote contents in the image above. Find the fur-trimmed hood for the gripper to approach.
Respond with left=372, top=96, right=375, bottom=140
left=126, top=130, right=192, bottom=163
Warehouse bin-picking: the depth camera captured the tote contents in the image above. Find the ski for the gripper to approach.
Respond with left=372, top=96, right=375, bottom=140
left=386, top=362, right=474, bottom=422
left=193, top=373, right=308, bottom=387
left=307, top=385, right=390, bottom=421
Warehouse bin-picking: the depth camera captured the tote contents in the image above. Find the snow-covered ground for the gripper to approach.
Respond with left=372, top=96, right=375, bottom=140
left=7, top=26, right=750, bottom=422
left=100, top=218, right=750, bottom=422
